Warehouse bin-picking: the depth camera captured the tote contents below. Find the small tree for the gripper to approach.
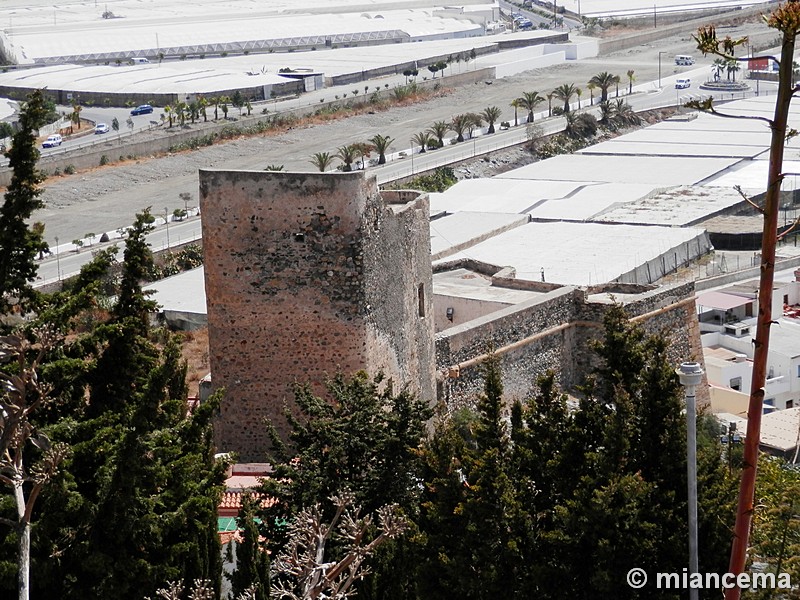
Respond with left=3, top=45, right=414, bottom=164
left=428, top=121, right=450, bottom=148
left=309, top=152, right=334, bottom=172
left=0, top=329, right=68, bottom=600
left=481, top=106, right=502, bottom=133
left=369, top=134, right=393, bottom=165
left=111, top=117, right=120, bottom=133
left=270, top=493, right=407, bottom=600
left=627, top=69, right=636, bottom=94
left=336, top=145, right=357, bottom=172
left=553, top=83, right=578, bottom=113
left=411, top=131, right=433, bottom=152
left=0, top=89, right=48, bottom=313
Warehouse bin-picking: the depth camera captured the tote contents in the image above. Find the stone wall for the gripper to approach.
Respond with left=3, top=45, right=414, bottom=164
left=436, top=280, right=706, bottom=409
left=199, top=169, right=434, bottom=460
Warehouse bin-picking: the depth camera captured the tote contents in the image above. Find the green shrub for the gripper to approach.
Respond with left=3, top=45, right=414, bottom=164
left=100, top=154, right=109, bottom=166
left=64, top=164, right=76, bottom=175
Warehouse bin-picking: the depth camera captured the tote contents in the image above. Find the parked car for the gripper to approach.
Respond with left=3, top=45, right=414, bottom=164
left=42, top=134, right=63, bottom=148
left=94, top=123, right=109, bottom=134
left=130, top=104, right=153, bottom=115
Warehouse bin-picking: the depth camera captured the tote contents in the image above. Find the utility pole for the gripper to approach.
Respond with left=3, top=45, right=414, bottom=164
left=677, top=362, right=703, bottom=600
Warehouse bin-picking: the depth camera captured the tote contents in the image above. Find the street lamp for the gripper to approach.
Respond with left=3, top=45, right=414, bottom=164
left=164, top=207, right=170, bottom=249
left=677, top=361, right=703, bottom=600
left=54, top=235, right=60, bottom=281
left=658, top=51, right=666, bottom=88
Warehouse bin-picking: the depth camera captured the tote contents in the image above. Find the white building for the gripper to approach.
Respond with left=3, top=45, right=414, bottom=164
left=701, top=270, right=800, bottom=411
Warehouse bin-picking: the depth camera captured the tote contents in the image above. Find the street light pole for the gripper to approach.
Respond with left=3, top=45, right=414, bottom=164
left=658, top=51, right=665, bottom=88
left=54, top=235, right=60, bottom=281
left=677, top=362, right=703, bottom=600
left=164, top=207, right=170, bottom=249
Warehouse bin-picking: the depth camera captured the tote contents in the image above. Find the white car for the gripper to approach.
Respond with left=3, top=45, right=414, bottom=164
left=95, top=123, right=109, bottom=134
left=42, top=134, right=63, bottom=148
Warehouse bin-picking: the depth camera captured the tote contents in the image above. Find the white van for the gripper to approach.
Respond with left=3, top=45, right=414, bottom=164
left=675, top=55, right=695, bottom=66
left=675, top=78, right=691, bottom=89
left=131, top=57, right=150, bottom=65
left=42, top=134, right=62, bottom=148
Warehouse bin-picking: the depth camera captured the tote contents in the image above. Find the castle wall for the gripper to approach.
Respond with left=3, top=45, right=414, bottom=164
left=436, top=281, right=707, bottom=408
left=200, top=169, right=434, bottom=460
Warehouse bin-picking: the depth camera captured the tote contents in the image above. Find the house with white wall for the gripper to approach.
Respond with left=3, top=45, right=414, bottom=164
left=701, top=270, right=800, bottom=412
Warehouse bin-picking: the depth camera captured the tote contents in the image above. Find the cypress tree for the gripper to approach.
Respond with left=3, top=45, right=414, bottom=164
left=0, top=89, right=48, bottom=314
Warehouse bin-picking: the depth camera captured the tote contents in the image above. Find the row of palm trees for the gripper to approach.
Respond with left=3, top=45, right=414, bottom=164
left=161, top=94, right=252, bottom=128
left=509, top=70, right=637, bottom=125
left=310, top=134, right=395, bottom=172
left=307, top=71, right=640, bottom=172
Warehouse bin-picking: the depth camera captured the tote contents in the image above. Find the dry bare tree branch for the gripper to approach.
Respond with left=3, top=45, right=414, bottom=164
left=271, top=494, right=408, bottom=600
left=733, top=184, right=766, bottom=214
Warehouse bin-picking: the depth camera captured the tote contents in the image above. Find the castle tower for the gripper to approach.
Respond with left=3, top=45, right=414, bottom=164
left=199, top=170, right=435, bottom=460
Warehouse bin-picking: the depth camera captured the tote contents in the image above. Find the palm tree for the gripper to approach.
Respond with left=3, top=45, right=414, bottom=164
left=587, top=83, right=596, bottom=106
left=175, top=100, right=187, bottom=126
left=212, top=96, right=221, bottom=120
left=598, top=100, right=614, bottom=129
left=627, top=69, right=636, bottom=95
left=198, top=96, right=209, bottom=122
left=552, top=83, right=578, bottom=113
left=451, top=114, right=471, bottom=142
left=164, top=104, right=174, bottom=128
left=310, top=151, right=335, bottom=172
left=481, top=106, right=502, bottom=133
left=576, top=87, right=582, bottom=109
left=712, top=58, right=726, bottom=82
left=369, top=134, right=393, bottom=165
left=352, top=142, right=373, bottom=169
left=546, top=92, right=554, bottom=117
left=71, top=104, right=82, bottom=130
left=612, top=99, right=641, bottom=126
left=726, top=58, right=741, bottom=82
left=588, top=71, right=618, bottom=103
left=465, top=113, right=483, bottom=138
left=428, top=120, right=450, bottom=148
left=411, top=131, right=433, bottom=153
left=518, top=91, right=545, bottom=123
left=510, top=98, right=521, bottom=127
left=564, top=111, right=597, bottom=140
left=336, top=144, right=358, bottom=172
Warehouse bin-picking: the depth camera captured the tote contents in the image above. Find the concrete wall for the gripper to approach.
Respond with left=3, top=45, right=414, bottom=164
left=597, top=4, right=776, bottom=56
left=200, top=169, right=434, bottom=460
left=494, top=48, right=566, bottom=79
left=433, top=293, right=512, bottom=332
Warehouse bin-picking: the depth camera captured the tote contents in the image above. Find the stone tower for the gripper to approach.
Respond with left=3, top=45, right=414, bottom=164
left=199, top=169, right=435, bottom=461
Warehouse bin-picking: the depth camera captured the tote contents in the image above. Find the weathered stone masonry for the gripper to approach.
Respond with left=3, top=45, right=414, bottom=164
left=200, top=170, right=435, bottom=461
left=436, top=281, right=707, bottom=407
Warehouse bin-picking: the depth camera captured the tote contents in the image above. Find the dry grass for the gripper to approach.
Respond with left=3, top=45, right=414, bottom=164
left=177, top=327, right=210, bottom=396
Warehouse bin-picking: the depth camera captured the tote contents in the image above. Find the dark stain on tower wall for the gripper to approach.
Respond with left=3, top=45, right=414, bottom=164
left=200, top=169, right=435, bottom=461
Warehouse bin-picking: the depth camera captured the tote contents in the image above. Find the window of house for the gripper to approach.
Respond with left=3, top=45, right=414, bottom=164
left=786, top=400, right=794, bottom=409
left=729, top=377, right=742, bottom=391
